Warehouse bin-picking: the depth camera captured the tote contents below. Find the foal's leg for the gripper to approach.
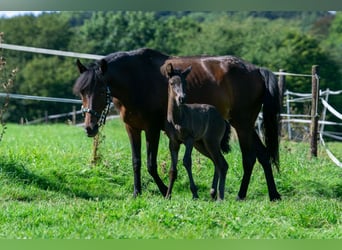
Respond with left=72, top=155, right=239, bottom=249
left=194, top=141, right=217, bottom=199
left=145, top=128, right=168, bottom=197
left=210, top=169, right=219, bottom=200
left=183, top=138, right=199, bottom=199
left=254, top=131, right=281, bottom=201
left=125, top=124, right=142, bottom=197
left=166, top=139, right=180, bottom=199
left=235, top=128, right=256, bottom=201
left=204, top=141, right=228, bottom=200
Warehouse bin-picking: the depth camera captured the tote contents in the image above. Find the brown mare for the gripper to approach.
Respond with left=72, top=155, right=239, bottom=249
left=73, top=48, right=281, bottom=201
left=164, top=63, right=230, bottom=200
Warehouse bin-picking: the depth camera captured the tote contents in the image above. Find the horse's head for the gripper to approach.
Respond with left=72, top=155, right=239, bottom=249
left=165, top=63, right=192, bottom=106
left=74, top=59, right=111, bottom=137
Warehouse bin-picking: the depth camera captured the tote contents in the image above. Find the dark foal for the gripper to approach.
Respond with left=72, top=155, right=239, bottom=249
left=164, top=63, right=231, bottom=200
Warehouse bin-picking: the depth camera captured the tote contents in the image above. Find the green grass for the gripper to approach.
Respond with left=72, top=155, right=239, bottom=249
left=0, top=119, right=341, bottom=239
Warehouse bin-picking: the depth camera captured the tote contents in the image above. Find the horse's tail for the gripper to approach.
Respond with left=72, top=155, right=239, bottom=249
left=259, top=68, right=281, bottom=171
left=220, top=120, right=231, bottom=154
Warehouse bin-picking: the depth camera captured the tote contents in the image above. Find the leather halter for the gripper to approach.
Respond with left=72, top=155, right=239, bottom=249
left=81, top=86, right=111, bottom=127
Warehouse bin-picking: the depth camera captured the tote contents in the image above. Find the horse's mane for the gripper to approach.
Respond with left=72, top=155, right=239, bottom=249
left=73, top=67, right=96, bottom=95
left=104, top=48, right=169, bottom=63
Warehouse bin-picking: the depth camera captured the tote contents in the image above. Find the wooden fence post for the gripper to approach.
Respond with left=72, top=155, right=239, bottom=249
left=72, top=105, right=76, bottom=125
left=278, top=69, right=286, bottom=137
left=320, top=88, right=329, bottom=136
left=310, top=65, right=319, bottom=158
left=44, top=110, right=48, bottom=124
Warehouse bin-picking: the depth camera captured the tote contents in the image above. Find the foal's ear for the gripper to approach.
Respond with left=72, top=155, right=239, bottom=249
left=182, top=65, right=192, bottom=78
left=99, top=59, right=108, bottom=74
left=76, top=59, right=87, bottom=74
left=165, top=63, right=174, bottom=77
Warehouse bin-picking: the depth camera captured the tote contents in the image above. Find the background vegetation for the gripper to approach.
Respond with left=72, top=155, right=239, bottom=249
left=0, top=120, right=341, bottom=239
left=0, top=11, right=341, bottom=123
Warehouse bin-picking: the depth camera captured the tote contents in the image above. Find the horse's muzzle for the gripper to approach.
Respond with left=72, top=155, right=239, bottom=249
left=85, top=124, right=99, bottom=137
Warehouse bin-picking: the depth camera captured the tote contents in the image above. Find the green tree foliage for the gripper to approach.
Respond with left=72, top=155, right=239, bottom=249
left=322, top=12, right=342, bottom=73
left=70, top=11, right=158, bottom=54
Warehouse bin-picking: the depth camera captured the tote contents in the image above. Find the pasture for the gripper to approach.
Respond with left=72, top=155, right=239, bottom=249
left=0, top=119, right=341, bottom=239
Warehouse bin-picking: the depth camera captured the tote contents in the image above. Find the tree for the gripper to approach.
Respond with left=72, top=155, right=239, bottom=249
left=69, top=11, right=158, bottom=55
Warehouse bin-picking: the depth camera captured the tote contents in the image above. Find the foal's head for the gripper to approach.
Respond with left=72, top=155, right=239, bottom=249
left=165, top=63, right=192, bottom=106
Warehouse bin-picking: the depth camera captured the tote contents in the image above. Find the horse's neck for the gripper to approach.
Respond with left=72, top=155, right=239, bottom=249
left=108, top=81, right=136, bottom=111
left=167, top=96, right=185, bottom=125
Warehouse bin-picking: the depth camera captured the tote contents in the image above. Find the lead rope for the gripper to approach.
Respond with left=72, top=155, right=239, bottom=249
left=92, top=86, right=112, bottom=166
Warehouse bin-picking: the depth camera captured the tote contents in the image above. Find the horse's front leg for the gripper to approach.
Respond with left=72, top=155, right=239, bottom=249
left=125, top=124, right=142, bottom=197
left=145, top=128, right=168, bottom=197
left=166, top=139, right=180, bottom=199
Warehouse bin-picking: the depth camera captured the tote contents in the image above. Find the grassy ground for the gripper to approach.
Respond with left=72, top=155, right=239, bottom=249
left=0, top=119, right=341, bottom=239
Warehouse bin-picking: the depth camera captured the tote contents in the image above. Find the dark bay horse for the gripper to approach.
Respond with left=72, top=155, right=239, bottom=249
left=164, top=63, right=230, bottom=200
left=73, top=48, right=281, bottom=201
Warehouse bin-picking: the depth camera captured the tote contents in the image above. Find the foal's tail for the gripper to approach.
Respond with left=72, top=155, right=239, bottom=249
left=220, top=120, right=231, bottom=154
left=259, top=68, right=281, bottom=171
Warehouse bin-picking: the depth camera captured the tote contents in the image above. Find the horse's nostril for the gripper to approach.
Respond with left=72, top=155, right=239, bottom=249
left=85, top=124, right=99, bottom=137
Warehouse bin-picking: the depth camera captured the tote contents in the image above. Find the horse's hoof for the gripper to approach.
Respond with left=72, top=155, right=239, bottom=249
left=133, top=190, right=142, bottom=198
left=270, top=194, right=281, bottom=202
left=236, top=195, right=246, bottom=201
left=192, top=195, right=199, bottom=200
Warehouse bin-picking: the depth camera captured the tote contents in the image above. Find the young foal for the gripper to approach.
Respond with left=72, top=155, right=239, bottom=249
left=164, top=63, right=231, bottom=200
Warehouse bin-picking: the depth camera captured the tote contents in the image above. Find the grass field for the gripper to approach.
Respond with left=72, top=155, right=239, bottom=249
left=0, top=119, right=341, bottom=239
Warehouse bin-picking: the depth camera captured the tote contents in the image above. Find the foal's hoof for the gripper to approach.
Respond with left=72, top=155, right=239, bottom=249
left=210, top=188, right=217, bottom=200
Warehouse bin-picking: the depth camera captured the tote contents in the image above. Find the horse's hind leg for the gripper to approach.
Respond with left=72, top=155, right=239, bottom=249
left=254, top=131, right=281, bottom=201
left=236, top=128, right=256, bottom=201
left=183, top=138, right=199, bottom=199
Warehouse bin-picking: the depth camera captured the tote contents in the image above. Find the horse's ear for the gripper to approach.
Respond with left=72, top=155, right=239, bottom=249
left=76, top=59, right=87, bottom=74
left=165, top=63, right=174, bottom=77
left=182, top=65, right=192, bottom=78
left=99, top=59, right=107, bottom=74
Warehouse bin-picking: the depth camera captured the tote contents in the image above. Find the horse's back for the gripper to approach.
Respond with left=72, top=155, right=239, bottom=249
left=163, top=55, right=265, bottom=124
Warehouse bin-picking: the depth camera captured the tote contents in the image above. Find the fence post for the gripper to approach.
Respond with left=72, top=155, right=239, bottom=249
left=278, top=69, right=286, bottom=106
left=286, top=91, right=292, bottom=140
left=320, top=88, right=329, bottom=136
left=72, top=105, right=76, bottom=125
left=310, top=65, right=319, bottom=158
left=44, top=110, right=48, bottom=124
left=278, top=69, right=286, bottom=137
